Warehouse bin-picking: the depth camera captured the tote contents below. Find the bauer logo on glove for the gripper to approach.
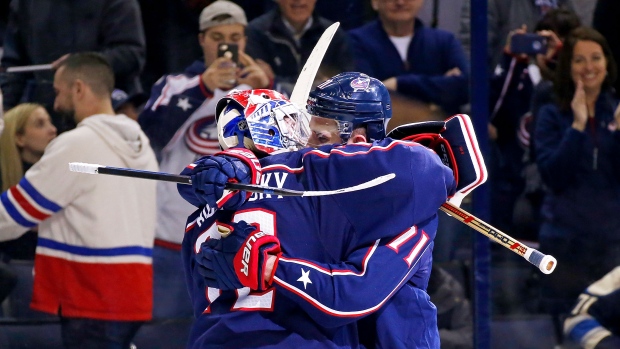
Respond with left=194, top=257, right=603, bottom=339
left=238, top=229, right=271, bottom=277
left=233, top=224, right=281, bottom=290
left=195, top=220, right=282, bottom=291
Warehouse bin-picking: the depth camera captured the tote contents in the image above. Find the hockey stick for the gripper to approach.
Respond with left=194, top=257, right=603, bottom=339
left=68, top=162, right=556, bottom=274
left=68, top=162, right=395, bottom=197
left=289, top=22, right=339, bottom=108
left=440, top=202, right=557, bottom=274
left=5, top=64, right=54, bottom=73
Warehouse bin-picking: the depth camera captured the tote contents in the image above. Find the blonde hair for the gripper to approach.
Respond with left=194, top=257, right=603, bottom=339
left=0, top=103, right=44, bottom=191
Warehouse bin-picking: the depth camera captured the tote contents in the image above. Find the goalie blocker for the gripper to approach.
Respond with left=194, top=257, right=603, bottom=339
left=387, top=114, right=488, bottom=207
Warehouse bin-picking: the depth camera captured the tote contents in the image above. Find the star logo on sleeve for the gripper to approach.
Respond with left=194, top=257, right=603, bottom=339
left=297, top=268, right=312, bottom=289
left=177, top=97, right=192, bottom=111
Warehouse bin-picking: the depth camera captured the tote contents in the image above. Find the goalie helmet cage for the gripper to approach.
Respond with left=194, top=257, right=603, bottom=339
left=470, top=0, right=491, bottom=348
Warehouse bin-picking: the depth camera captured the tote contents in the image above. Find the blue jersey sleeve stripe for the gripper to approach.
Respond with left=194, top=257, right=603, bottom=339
left=1, top=191, right=37, bottom=227
left=19, top=178, right=62, bottom=212
left=38, top=237, right=153, bottom=257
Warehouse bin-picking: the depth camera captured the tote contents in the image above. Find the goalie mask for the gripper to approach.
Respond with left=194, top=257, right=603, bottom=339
left=216, top=89, right=311, bottom=156
left=306, top=72, right=391, bottom=145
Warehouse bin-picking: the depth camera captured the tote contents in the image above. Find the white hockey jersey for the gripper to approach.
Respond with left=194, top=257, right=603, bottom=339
left=139, top=63, right=250, bottom=246
left=0, top=114, right=158, bottom=321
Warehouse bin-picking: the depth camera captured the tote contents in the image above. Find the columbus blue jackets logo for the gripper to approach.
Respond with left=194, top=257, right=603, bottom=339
left=350, top=76, right=370, bottom=92
left=185, top=116, right=220, bottom=155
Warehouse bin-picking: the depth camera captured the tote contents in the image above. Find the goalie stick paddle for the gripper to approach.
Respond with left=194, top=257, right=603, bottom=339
left=440, top=202, right=557, bottom=274
left=68, top=162, right=395, bottom=197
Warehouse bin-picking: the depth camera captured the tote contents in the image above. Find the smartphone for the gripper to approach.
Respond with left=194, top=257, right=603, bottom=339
left=510, top=33, right=548, bottom=55
left=217, top=43, right=239, bottom=64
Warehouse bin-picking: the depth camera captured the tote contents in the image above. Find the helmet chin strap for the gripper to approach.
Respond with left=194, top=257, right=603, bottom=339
left=235, top=130, right=246, bottom=148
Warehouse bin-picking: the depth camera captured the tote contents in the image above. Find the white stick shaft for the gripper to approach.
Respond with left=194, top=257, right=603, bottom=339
left=6, top=64, right=54, bottom=73
left=440, top=202, right=557, bottom=274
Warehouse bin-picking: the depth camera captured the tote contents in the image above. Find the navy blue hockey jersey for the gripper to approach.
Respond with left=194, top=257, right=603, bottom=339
left=179, top=138, right=456, bottom=348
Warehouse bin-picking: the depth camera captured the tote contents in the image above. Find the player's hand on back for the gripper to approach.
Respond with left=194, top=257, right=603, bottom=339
left=196, top=220, right=281, bottom=291
left=190, top=148, right=262, bottom=210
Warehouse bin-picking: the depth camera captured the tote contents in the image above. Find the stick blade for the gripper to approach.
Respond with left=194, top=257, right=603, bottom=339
left=289, top=22, right=340, bottom=108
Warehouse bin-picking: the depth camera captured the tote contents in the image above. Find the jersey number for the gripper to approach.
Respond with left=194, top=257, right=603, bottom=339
left=386, top=226, right=429, bottom=267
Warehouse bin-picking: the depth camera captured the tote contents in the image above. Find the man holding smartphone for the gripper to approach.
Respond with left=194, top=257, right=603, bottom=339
left=137, top=1, right=273, bottom=339
left=198, top=2, right=271, bottom=92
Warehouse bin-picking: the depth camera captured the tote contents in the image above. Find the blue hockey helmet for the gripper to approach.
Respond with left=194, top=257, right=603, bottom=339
left=215, top=89, right=311, bottom=155
left=306, top=72, right=391, bottom=144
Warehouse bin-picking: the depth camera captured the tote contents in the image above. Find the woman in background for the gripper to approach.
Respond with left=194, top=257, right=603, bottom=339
left=0, top=103, right=57, bottom=260
left=0, top=103, right=56, bottom=311
left=534, top=26, right=620, bottom=338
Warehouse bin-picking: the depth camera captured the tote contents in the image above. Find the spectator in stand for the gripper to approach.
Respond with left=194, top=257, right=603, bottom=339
left=0, top=103, right=56, bottom=310
left=0, top=103, right=56, bottom=261
left=138, top=0, right=271, bottom=326
left=244, top=0, right=355, bottom=95
left=487, top=0, right=573, bottom=74
left=349, top=0, right=469, bottom=117
left=488, top=8, right=580, bottom=241
left=0, top=52, right=158, bottom=349
left=0, top=104, right=56, bottom=193
left=0, top=0, right=146, bottom=134
left=534, top=26, right=620, bottom=339
left=593, top=0, right=620, bottom=99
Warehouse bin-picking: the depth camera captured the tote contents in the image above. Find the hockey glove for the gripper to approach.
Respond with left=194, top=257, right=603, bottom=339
left=190, top=148, right=262, bottom=210
left=387, top=115, right=488, bottom=206
left=196, top=220, right=281, bottom=291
